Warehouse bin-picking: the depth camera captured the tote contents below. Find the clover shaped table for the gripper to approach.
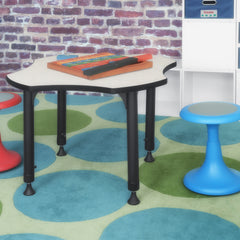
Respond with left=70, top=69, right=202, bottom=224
left=180, top=102, right=240, bottom=195
left=0, top=92, right=21, bottom=172
left=7, top=54, right=176, bottom=204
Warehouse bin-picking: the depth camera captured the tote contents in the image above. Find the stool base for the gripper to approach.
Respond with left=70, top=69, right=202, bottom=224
left=184, top=167, right=240, bottom=196
left=0, top=139, right=21, bottom=172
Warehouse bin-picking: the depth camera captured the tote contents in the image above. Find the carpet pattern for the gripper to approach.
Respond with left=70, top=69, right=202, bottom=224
left=1, top=93, right=240, bottom=240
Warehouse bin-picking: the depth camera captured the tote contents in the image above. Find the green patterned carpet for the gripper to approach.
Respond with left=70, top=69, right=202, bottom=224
left=0, top=93, right=240, bottom=240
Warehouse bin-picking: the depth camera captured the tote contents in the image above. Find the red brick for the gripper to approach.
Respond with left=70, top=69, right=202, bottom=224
left=112, top=28, right=143, bottom=37
left=143, top=48, right=158, bottom=55
left=12, top=43, right=36, bottom=51
left=78, top=0, right=90, bottom=6
left=92, top=18, right=104, bottom=26
left=138, top=19, right=152, bottom=28
left=67, top=46, right=95, bottom=53
left=136, top=39, right=151, bottom=46
left=89, top=37, right=103, bottom=45
left=51, top=27, right=79, bottom=34
left=83, top=28, right=108, bottom=34
left=53, top=8, right=81, bottom=15
left=3, top=15, right=15, bottom=22
left=154, top=39, right=169, bottom=47
left=141, top=0, right=156, bottom=7
left=97, top=48, right=124, bottom=55
left=28, top=27, right=48, bottom=33
left=19, top=52, right=31, bottom=59
left=168, top=9, right=176, bottom=18
left=0, top=26, right=23, bottom=33
left=122, top=19, right=135, bottom=26
left=13, top=7, right=40, bottom=14
left=19, top=36, right=31, bottom=42
left=62, top=0, right=76, bottom=6
left=146, top=10, right=165, bottom=18
left=5, top=35, right=17, bottom=41
left=172, top=19, right=182, bottom=27
left=0, top=8, right=10, bottom=14
left=160, top=48, right=181, bottom=57
left=63, top=17, right=75, bottom=25
left=119, top=39, right=133, bottom=46
left=72, top=36, right=88, bottom=43
left=38, top=45, right=65, bottom=51
left=32, top=16, right=44, bottom=24
left=47, top=19, right=60, bottom=25
left=0, top=43, right=9, bottom=49
left=77, top=18, right=90, bottom=25
left=84, top=9, right=112, bottom=16
left=146, top=29, right=177, bottom=37
left=49, top=36, right=61, bottom=43
left=93, top=0, right=106, bottom=6
left=42, top=8, right=51, bottom=14
left=128, top=49, right=143, bottom=54
left=154, top=19, right=170, bottom=27
left=170, top=40, right=181, bottom=47
left=115, top=10, right=143, bottom=18
left=32, top=36, right=47, bottom=43
left=158, top=0, right=173, bottom=6
left=19, top=0, right=32, bottom=3
left=105, top=38, right=118, bottom=45
left=5, top=0, right=17, bottom=5
left=6, top=52, right=17, bottom=58
left=124, top=1, right=138, bottom=7
left=107, top=19, right=120, bottom=26
left=0, top=63, right=21, bottom=71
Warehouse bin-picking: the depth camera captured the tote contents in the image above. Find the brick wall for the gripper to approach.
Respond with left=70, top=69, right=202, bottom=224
left=0, top=0, right=182, bottom=91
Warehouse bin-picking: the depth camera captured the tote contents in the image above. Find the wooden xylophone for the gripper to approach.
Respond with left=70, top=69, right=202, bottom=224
left=47, top=52, right=153, bottom=80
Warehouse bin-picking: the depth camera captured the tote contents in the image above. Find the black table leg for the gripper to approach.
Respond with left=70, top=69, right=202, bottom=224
left=23, top=90, right=36, bottom=196
left=126, top=91, right=140, bottom=205
left=57, top=90, right=67, bottom=156
left=144, top=88, right=156, bottom=163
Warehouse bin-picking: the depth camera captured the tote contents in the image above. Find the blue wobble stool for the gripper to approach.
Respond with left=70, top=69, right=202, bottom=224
left=180, top=102, right=240, bottom=196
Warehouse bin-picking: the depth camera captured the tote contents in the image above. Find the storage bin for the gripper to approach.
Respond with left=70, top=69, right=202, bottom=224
left=185, top=0, right=234, bottom=19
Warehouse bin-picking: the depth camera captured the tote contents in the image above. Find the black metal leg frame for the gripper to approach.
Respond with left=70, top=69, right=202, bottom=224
left=22, top=88, right=156, bottom=205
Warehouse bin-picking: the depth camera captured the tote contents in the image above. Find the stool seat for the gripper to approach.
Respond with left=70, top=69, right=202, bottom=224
left=0, top=92, right=21, bottom=172
left=180, top=102, right=240, bottom=196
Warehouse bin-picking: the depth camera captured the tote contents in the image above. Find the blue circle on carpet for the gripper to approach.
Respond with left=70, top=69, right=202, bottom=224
left=96, top=101, right=167, bottom=123
left=0, top=234, right=63, bottom=240
left=45, top=94, right=113, bottom=105
left=0, top=94, right=39, bottom=115
left=161, top=119, right=240, bottom=146
left=100, top=208, right=240, bottom=240
left=65, top=128, right=160, bottom=162
left=14, top=170, right=128, bottom=222
left=0, top=141, right=56, bottom=179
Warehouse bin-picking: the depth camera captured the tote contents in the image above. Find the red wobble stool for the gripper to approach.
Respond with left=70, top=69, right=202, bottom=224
left=0, top=92, right=21, bottom=172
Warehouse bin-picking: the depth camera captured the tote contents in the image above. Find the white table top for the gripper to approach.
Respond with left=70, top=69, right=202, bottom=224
left=7, top=54, right=176, bottom=93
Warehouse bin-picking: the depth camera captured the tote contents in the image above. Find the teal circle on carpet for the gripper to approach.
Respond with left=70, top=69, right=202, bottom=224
left=100, top=208, right=240, bottom=240
left=45, top=93, right=113, bottom=105
left=0, top=95, right=39, bottom=115
left=161, top=119, right=240, bottom=146
left=0, top=234, right=63, bottom=240
left=0, top=141, right=56, bottom=179
left=65, top=128, right=160, bottom=162
left=14, top=170, right=128, bottom=222
left=96, top=101, right=167, bottom=123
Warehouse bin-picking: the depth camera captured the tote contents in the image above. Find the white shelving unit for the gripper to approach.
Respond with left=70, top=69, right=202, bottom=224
left=138, top=0, right=239, bottom=117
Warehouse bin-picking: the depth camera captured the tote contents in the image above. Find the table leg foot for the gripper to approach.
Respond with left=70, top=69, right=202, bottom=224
left=57, top=146, right=67, bottom=156
left=144, top=151, right=154, bottom=162
left=127, top=191, right=140, bottom=205
left=23, top=183, right=35, bottom=196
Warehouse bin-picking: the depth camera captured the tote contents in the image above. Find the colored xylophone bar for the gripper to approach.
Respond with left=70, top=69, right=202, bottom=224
left=47, top=52, right=153, bottom=80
